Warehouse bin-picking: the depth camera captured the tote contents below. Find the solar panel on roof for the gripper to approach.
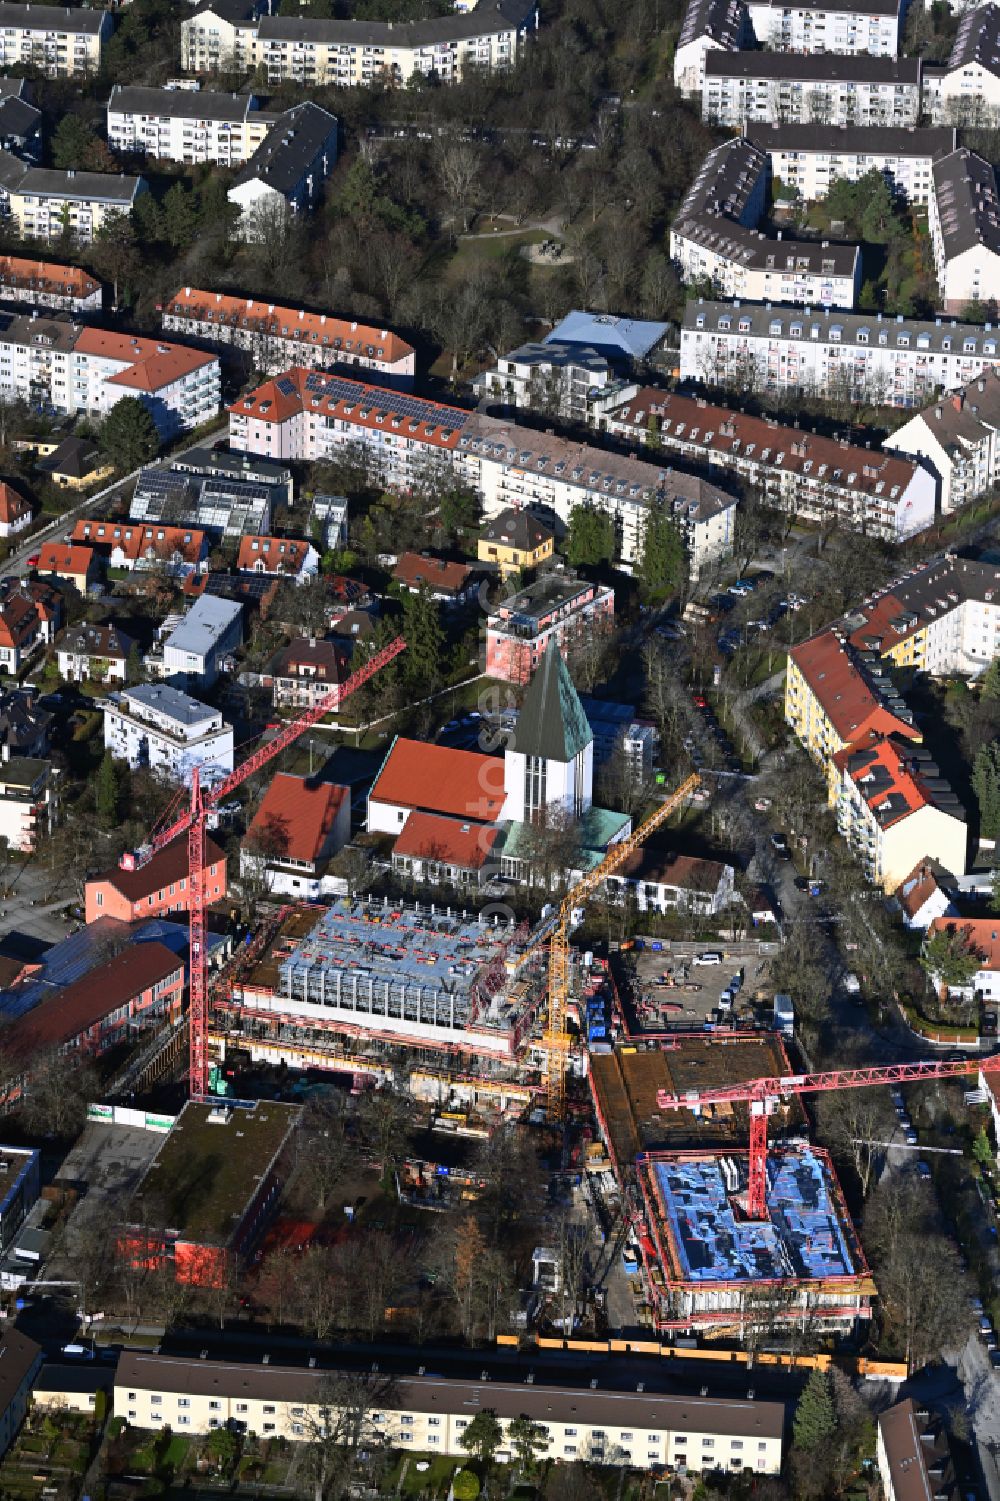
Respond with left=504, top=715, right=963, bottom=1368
left=275, top=377, right=296, bottom=396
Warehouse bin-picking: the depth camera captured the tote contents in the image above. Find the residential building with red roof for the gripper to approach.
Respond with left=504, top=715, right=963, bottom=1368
left=237, top=534, right=319, bottom=580
left=0, top=592, right=40, bottom=674
left=85, top=832, right=227, bottom=925
left=2, top=943, right=184, bottom=1097
left=163, top=289, right=416, bottom=387
left=240, top=771, right=349, bottom=898
left=35, top=542, right=98, bottom=593
left=601, top=386, right=935, bottom=542
left=0, top=256, right=101, bottom=313
left=0, top=314, right=220, bottom=441
left=392, top=551, right=477, bottom=605
left=892, top=859, right=958, bottom=930
left=924, top=916, right=1000, bottom=1001
left=785, top=628, right=920, bottom=796
left=0, top=482, right=31, bottom=539
left=228, top=368, right=737, bottom=574
left=833, top=733, right=967, bottom=892
left=391, top=811, right=502, bottom=888
left=605, top=849, right=736, bottom=916
left=0, top=578, right=60, bottom=643
left=71, top=518, right=208, bottom=575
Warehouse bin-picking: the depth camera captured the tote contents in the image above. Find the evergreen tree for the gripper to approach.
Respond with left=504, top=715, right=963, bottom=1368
left=95, top=751, right=120, bottom=829
left=566, top=504, right=615, bottom=567
left=99, top=397, right=159, bottom=473
left=126, top=642, right=143, bottom=686
left=637, top=507, right=684, bottom=601
left=132, top=191, right=164, bottom=247
left=920, top=923, right=982, bottom=992
left=51, top=114, right=96, bottom=170
left=459, top=1410, right=503, bottom=1466
left=792, top=1369, right=837, bottom=1453
left=974, top=740, right=1000, bottom=838
left=507, top=1416, right=547, bottom=1472
left=983, top=654, right=1000, bottom=701
left=162, top=182, right=200, bottom=252
left=401, top=588, right=445, bottom=689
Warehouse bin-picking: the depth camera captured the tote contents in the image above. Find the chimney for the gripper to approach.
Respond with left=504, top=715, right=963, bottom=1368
left=951, top=393, right=963, bottom=412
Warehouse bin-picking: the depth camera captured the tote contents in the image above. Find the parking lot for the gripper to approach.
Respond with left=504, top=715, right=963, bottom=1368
left=46, top=1122, right=165, bottom=1278
left=622, top=940, right=774, bottom=1033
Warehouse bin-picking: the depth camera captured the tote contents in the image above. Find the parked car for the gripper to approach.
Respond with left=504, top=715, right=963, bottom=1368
left=770, top=832, right=789, bottom=853
left=693, top=952, right=723, bottom=966
left=904, top=1128, right=918, bottom=1145
left=916, top=1161, right=932, bottom=1181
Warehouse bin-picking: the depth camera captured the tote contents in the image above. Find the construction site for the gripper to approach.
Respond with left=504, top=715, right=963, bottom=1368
left=217, top=898, right=545, bottom=1065
left=637, top=1144, right=874, bottom=1339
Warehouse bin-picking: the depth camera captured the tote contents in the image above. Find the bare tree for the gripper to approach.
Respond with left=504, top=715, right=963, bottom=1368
left=435, top=141, right=481, bottom=236
left=295, top=1091, right=352, bottom=1212
left=815, top=1089, right=894, bottom=1198
left=296, top=1370, right=397, bottom=1501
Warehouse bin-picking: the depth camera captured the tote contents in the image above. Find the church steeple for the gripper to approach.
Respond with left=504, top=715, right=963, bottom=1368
left=502, top=641, right=594, bottom=824
left=514, top=639, right=593, bottom=764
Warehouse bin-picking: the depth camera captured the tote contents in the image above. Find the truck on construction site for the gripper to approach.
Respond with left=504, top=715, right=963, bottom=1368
left=773, top=994, right=794, bottom=1037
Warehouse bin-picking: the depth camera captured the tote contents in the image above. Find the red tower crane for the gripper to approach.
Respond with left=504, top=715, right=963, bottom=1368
left=121, top=635, right=406, bottom=1099
left=657, top=1055, right=997, bottom=1220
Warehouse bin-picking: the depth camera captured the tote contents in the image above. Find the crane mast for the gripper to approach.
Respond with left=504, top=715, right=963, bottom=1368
left=658, top=1054, right=996, bottom=1219
left=543, top=772, right=701, bottom=1120
left=123, top=635, right=407, bottom=1098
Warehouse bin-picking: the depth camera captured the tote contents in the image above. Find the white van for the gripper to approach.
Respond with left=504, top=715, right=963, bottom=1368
left=693, top=952, right=723, bottom=966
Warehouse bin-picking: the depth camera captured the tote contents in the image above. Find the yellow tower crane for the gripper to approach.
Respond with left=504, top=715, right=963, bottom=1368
left=542, top=772, right=702, bottom=1121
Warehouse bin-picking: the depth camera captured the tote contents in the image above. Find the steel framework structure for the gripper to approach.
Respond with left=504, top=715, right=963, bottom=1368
left=544, top=772, right=701, bottom=1120
left=657, top=1055, right=996, bottom=1219
left=122, top=636, right=406, bottom=1097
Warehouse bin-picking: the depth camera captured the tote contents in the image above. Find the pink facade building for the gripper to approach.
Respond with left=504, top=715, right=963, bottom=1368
left=486, top=571, right=615, bottom=685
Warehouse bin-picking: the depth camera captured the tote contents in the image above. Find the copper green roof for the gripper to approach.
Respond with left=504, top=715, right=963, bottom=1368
left=515, top=639, right=593, bottom=763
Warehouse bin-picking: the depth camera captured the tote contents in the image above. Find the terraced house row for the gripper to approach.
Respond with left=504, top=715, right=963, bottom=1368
left=181, top=0, right=536, bottom=84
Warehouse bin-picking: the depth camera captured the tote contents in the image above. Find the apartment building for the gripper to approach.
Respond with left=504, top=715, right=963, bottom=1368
left=0, top=256, right=101, bottom=312
left=56, top=623, right=134, bottom=684
left=0, top=757, right=57, bottom=851
left=85, top=831, right=226, bottom=922
left=71, top=518, right=209, bottom=574
left=748, top=123, right=956, bottom=208
left=785, top=628, right=919, bottom=793
left=473, top=341, right=619, bottom=420
left=703, top=52, right=922, bottom=128
left=268, top=637, right=345, bottom=709
left=106, top=85, right=275, bottom=167
left=245, top=0, right=535, bottom=87
left=834, top=733, right=968, bottom=891
left=0, top=3, right=111, bottom=77
left=674, top=0, right=751, bottom=97
left=103, top=682, right=235, bottom=781
left=131, top=464, right=274, bottom=538
left=886, top=369, right=1000, bottom=511
left=180, top=0, right=266, bottom=75
left=486, top=571, right=615, bottom=684
left=157, top=594, right=242, bottom=688
left=608, top=851, right=736, bottom=916
left=745, top=0, right=905, bottom=53
left=681, top=298, right=1000, bottom=407
left=0, top=158, right=146, bottom=242
left=924, top=4, right=1000, bottom=126
left=599, top=387, right=935, bottom=541
left=669, top=138, right=861, bottom=309
left=162, top=288, right=415, bottom=386
left=227, top=102, right=337, bottom=237
left=0, top=1331, right=41, bottom=1459
left=0, top=77, right=41, bottom=162
left=228, top=369, right=737, bottom=575
left=878, top=1401, right=958, bottom=1501
left=929, top=148, right=1000, bottom=312
left=112, top=1350, right=785, bottom=1475
left=0, top=315, right=220, bottom=438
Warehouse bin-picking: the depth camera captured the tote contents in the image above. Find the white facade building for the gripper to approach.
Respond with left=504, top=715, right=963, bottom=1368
left=681, top=298, right=1000, bottom=407
left=670, top=138, right=861, bottom=308
left=227, top=368, right=738, bottom=575
left=0, top=157, right=146, bottom=243
left=599, top=386, right=936, bottom=541
left=886, top=369, right=1000, bottom=512
left=162, top=288, right=415, bottom=386
left=0, top=315, right=220, bottom=439
left=929, top=147, right=1000, bottom=312
left=106, top=86, right=275, bottom=167
left=226, top=102, right=337, bottom=238
left=0, top=757, right=57, bottom=852
left=745, top=0, right=905, bottom=54
left=674, top=0, right=751, bottom=97
left=0, top=3, right=111, bottom=77
left=103, top=683, right=235, bottom=782
left=749, top=123, right=956, bottom=207
left=159, top=595, right=242, bottom=688
left=924, top=5, right=1000, bottom=126
left=703, top=52, right=922, bottom=128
